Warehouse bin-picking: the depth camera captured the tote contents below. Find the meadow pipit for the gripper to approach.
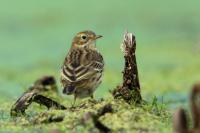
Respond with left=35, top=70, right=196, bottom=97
left=61, top=30, right=104, bottom=104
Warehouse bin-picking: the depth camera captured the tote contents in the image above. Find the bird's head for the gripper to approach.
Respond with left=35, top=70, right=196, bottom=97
left=71, top=30, right=102, bottom=49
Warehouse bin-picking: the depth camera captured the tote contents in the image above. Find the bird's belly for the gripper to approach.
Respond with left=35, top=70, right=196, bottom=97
left=75, top=72, right=102, bottom=98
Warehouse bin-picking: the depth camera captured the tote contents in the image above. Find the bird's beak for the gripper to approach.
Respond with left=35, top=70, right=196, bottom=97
left=95, top=35, right=103, bottom=40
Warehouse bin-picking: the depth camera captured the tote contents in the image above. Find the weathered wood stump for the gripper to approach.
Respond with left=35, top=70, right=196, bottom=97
left=112, top=31, right=142, bottom=104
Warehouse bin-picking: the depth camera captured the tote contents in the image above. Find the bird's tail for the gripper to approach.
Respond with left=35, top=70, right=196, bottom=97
left=63, top=85, right=76, bottom=95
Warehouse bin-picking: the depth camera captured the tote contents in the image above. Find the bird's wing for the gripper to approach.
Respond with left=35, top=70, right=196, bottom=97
left=61, top=49, right=104, bottom=82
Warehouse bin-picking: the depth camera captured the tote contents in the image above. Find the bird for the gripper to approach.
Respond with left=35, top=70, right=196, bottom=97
left=60, top=30, right=104, bottom=105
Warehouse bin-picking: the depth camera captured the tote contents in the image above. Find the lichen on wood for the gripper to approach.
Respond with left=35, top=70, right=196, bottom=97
left=113, top=31, right=142, bottom=104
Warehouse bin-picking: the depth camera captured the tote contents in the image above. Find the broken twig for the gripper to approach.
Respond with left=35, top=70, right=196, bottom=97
left=10, top=76, right=66, bottom=116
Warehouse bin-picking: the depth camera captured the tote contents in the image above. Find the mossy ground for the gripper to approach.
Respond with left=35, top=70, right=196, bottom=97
left=0, top=95, right=171, bottom=133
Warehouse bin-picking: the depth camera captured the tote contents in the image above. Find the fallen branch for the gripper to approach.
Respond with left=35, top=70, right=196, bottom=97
left=33, top=95, right=66, bottom=110
left=113, top=31, right=142, bottom=104
left=10, top=76, right=66, bottom=116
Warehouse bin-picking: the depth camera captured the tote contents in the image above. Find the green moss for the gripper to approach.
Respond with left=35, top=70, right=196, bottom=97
left=0, top=97, right=172, bottom=133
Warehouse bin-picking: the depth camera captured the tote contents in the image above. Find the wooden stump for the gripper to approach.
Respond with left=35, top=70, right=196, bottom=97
left=113, top=31, right=142, bottom=104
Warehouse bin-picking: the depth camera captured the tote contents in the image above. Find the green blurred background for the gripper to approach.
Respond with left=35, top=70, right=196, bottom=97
left=0, top=0, right=200, bottom=108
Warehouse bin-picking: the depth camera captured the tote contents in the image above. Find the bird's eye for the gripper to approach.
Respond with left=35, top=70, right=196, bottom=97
left=81, top=35, right=87, bottom=40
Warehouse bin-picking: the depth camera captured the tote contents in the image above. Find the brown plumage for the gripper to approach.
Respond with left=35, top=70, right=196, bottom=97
left=60, top=30, right=104, bottom=103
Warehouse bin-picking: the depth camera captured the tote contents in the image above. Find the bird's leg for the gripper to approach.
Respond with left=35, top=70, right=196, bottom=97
left=89, top=94, right=97, bottom=104
left=71, top=95, right=77, bottom=107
